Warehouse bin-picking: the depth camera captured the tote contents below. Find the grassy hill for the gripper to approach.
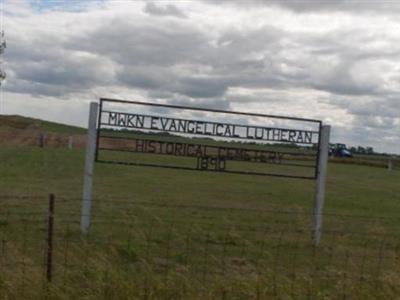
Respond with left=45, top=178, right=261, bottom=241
left=0, top=115, right=87, bottom=149
left=0, top=114, right=86, bottom=135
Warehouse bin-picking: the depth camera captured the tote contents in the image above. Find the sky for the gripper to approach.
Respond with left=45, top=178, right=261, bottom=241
left=1, top=0, right=399, bottom=154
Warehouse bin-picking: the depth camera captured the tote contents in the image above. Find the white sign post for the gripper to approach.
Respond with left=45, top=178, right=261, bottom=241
left=313, top=125, right=331, bottom=247
left=81, top=102, right=99, bottom=234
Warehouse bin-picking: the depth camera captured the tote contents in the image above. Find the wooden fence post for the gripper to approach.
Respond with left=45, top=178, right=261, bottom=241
left=47, top=194, right=55, bottom=282
left=38, top=133, right=47, bottom=148
left=68, top=136, right=73, bottom=150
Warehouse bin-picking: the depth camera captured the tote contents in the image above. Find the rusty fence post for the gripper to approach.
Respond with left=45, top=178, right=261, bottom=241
left=47, top=194, right=55, bottom=283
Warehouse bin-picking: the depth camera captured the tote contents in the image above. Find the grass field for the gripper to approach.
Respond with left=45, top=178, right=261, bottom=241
left=1, top=118, right=400, bottom=299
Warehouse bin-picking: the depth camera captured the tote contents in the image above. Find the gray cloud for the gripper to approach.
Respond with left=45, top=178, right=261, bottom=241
left=5, top=27, right=117, bottom=96
left=171, top=76, right=229, bottom=98
left=71, top=19, right=209, bottom=67
left=326, top=95, right=400, bottom=121
left=3, top=0, right=400, bottom=153
left=202, top=0, right=400, bottom=15
left=144, top=2, right=187, bottom=18
left=117, top=65, right=172, bottom=90
left=166, top=96, right=231, bottom=111
left=267, top=0, right=400, bottom=14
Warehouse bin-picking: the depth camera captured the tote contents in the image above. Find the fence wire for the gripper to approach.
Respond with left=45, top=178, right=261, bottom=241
left=1, top=194, right=400, bottom=299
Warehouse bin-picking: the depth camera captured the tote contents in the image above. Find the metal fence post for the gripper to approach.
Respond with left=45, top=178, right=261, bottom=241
left=47, top=194, right=55, bottom=283
left=388, top=159, right=393, bottom=171
left=81, top=102, right=99, bottom=234
left=313, top=125, right=331, bottom=246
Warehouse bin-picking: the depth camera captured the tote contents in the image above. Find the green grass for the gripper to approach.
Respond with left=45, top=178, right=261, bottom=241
left=0, top=106, right=400, bottom=299
left=1, top=145, right=398, bottom=215
left=1, top=144, right=400, bottom=299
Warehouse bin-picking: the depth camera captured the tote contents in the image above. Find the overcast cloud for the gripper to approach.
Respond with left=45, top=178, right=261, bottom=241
left=1, top=0, right=399, bottom=153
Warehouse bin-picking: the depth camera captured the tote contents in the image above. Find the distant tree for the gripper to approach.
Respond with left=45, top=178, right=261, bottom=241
left=357, top=146, right=366, bottom=154
left=366, top=147, right=374, bottom=155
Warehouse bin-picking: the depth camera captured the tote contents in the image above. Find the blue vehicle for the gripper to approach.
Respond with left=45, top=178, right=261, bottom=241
left=329, top=143, right=353, bottom=158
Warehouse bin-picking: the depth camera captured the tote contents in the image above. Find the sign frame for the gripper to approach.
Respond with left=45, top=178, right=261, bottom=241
left=95, top=98, right=323, bottom=180
left=82, top=99, right=330, bottom=247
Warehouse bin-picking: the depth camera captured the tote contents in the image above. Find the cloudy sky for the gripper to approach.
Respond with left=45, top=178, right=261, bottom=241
left=1, top=0, right=399, bottom=153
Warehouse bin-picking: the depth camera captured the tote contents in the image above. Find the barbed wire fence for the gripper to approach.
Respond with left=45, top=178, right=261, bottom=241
left=1, top=194, right=400, bottom=299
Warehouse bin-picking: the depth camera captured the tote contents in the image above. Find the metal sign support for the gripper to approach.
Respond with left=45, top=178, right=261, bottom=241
left=312, top=125, right=331, bottom=246
left=83, top=98, right=330, bottom=242
left=81, top=102, right=98, bottom=234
